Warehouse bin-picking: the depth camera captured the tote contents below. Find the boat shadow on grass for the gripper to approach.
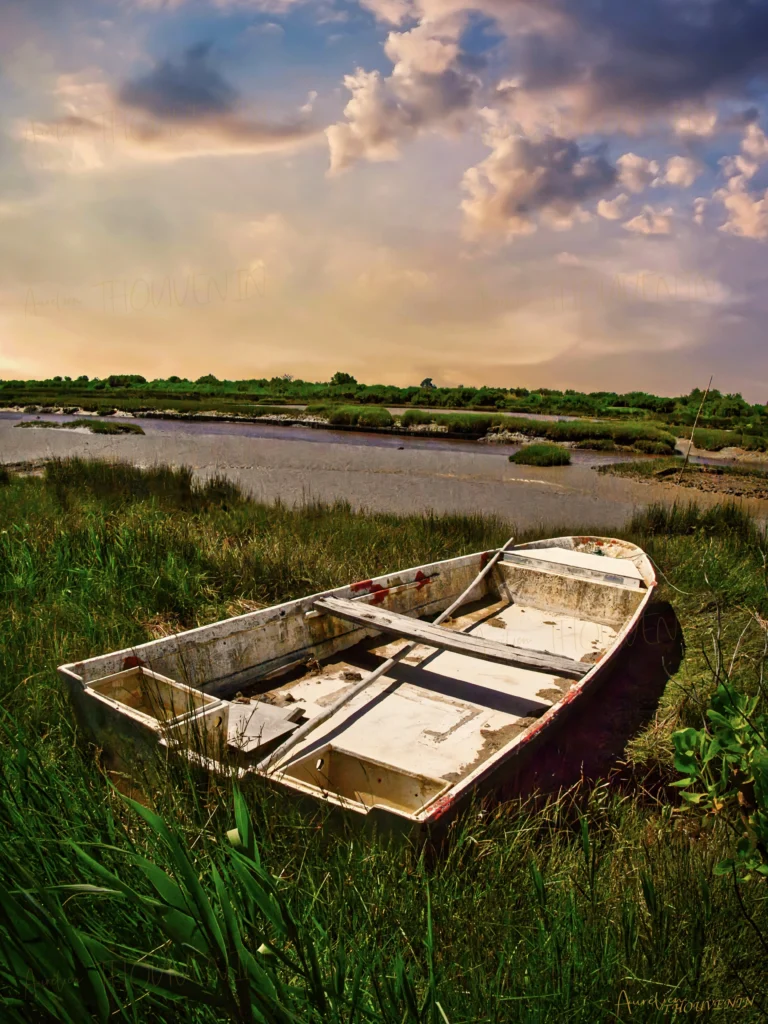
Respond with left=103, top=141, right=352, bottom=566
left=500, top=600, right=684, bottom=802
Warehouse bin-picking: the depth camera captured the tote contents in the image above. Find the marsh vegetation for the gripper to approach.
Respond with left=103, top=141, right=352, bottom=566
left=15, top=417, right=145, bottom=435
left=0, top=460, right=766, bottom=1020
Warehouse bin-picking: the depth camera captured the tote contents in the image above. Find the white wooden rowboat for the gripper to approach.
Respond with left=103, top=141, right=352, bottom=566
left=59, top=536, right=656, bottom=836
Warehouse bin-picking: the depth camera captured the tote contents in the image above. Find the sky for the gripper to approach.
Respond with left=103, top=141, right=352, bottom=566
left=1, top=0, right=768, bottom=398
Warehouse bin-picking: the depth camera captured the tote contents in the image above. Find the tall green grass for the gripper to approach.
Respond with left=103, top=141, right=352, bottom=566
left=0, top=462, right=766, bottom=1019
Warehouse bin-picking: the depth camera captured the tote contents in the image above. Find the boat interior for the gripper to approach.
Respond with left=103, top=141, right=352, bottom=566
left=61, top=538, right=654, bottom=822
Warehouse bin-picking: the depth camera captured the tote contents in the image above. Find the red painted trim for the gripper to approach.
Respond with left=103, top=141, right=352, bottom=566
left=121, top=655, right=145, bottom=670
left=369, top=583, right=390, bottom=605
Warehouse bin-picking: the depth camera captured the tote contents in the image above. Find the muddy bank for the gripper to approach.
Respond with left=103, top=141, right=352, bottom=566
left=4, top=417, right=768, bottom=529
left=676, top=437, right=768, bottom=464
left=0, top=403, right=675, bottom=452
left=598, top=460, right=768, bottom=500
left=1, top=404, right=475, bottom=441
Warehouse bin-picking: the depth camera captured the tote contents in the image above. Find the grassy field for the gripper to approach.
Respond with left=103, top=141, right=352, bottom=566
left=509, top=444, right=571, bottom=466
left=0, top=460, right=767, bottom=1020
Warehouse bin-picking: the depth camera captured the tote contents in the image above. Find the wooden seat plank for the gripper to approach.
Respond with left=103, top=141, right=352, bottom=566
left=502, top=552, right=643, bottom=589
left=313, top=596, right=586, bottom=680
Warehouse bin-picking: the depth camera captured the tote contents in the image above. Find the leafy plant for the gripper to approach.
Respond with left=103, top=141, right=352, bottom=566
left=673, top=682, right=768, bottom=881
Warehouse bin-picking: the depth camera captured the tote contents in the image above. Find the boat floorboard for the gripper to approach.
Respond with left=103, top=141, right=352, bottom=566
left=252, top=598, right=617, bottom=786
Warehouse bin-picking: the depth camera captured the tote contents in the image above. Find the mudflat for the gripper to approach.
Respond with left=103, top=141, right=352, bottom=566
left=3, top=418, right=767, bottom=528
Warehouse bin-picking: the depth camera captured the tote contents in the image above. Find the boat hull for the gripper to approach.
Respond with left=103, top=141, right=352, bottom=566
left=59, top=536, right=657, bottom=834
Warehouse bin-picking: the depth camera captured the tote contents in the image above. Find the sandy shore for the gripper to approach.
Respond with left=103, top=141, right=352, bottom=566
left=4, top=419, right=768, bottom=529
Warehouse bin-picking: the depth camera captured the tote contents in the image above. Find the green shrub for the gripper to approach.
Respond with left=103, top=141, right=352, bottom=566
left=355, top=406, right=393, bottom=428
left=509, top=444, right=571, bottom=466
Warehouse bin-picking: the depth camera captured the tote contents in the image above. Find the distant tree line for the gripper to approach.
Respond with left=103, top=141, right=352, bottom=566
left=1, top=373, right=765, bottom=432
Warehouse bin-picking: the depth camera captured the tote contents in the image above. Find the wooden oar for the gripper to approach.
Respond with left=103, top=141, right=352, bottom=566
left=258, top=536, right=516, bottom=774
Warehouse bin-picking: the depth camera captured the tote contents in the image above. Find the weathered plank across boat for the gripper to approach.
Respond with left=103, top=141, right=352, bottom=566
left=58, top=535, right=657, bottom=837
left=313, top=596, right=587, bottom=679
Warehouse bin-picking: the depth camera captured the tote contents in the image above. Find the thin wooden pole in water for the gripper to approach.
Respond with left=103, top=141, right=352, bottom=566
left=257, top=536, right=517, bottom=774
left=677, top=375, right=713, bottom=485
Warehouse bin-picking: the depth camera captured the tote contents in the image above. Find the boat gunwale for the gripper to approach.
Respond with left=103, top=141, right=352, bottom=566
left=57, top=549, right=495, bottom=685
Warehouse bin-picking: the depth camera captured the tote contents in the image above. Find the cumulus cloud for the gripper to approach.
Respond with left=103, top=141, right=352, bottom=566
left=623, top=205, right=674, bottom=235
left=617, top=153, right=659, bottom=193
left=392, top=0, right=768, bottom=139
left=326, top=17, right=480, bottom=173
left=661, top=155, right=702, bottom=188
left=693, top=196, right=708, bottom=226
left=719, top=124, right=768, bottom=185
left=718, top=186, right=768, bottom=241
left=597, top=193, right=628, bottom=220
left=461, top=117, right=615, bottom=240
left=358, top=0, right=415, bottom=24
left=714, top=121, right=768, bottom=238
left=326, top=0, right=768, bottom=179
left=673, top=110, right=718, bottom=139
left=742, top=123, right=768, bottom=162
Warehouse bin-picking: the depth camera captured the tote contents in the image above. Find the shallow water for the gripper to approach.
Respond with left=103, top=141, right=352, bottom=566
left=3, top=411, right=767, bottom=530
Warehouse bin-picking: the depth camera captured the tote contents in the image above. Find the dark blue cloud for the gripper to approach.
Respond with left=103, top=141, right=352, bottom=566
left=527, top=0, right=768, bottom=115
left=119, top=42, right=238, bottom=121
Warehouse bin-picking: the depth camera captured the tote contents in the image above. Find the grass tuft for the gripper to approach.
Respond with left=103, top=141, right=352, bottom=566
left=509, top=443, right=571, bottom=466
